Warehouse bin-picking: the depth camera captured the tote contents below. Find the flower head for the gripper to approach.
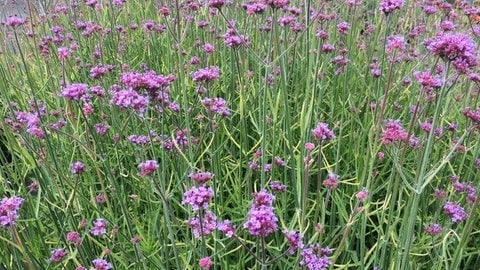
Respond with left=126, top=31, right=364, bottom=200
left=0, top=196, right=24, bottom=227
left=199, top=257, right=213, bottom=270
left=90, top=218, right=108, bottom=236
left=48, top=248, right=68, bottom=263
left=137, top=160, right=159, bottom=176
left=379, top=0, right=404, bottom=15
left=182, top=185, right=214, bottom=210
left=443, top=201, right=468, bottom=223
left=312, top=122, right=335, bottom=142
left=92, top=258, right=113, bottom=270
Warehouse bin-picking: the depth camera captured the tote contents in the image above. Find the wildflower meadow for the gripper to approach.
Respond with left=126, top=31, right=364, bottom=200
left=1, top=0, right=480, bottom=269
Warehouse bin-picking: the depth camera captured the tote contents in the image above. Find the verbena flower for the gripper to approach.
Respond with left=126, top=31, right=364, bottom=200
left=60, top=83, right=88, bottom=101
left=5, top=16, right=27, bottom=27
left=92, top=258, right=113, bottom=270
left=244, top=190, right=278, bottom=237
left=48, top=248, right=68, bottom=263
left=66, top=231, right=82, bottom=246
left=283, top=230, right=304, bottom=254
left=443, top=201, right=468, bottom=223
left=182, top=185, right=214, bottom=210
left=312, top=122, right=335, bottom=141
left=201, top=97, right=231, bottom=117
left=380, top=120, right=408, bottom=145
left=186, top=210, right=217, bottom=238
left=192, top=66, right=220, bottom=83
left=109, top=88, right=149, bottom=114
left=217, top=219, right=235, bottom=237
left=0, top=196, right=24, bottom=227
left=188, top=171, right=214, bottom=184
left=71, top=161, right=86, bottom=174
left=90, top=218, right=108, bottom=236
left=199, top=257, right=213, bottom=270
left=137, top=160, right=159, bottom=176
left=379, top=0, right=404, bottom=15
left=424, top=223, right=443, bottom=236
left=323, top=172, right=340, bottom=189
left=426, top=33, right=477, bottom=73
left=300, top=245, right=331, bottom=270
left=270, top=181, right=287, bottom=192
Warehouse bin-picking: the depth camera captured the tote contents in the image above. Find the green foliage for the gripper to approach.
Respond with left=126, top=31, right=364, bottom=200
left=0, top=0, right=479, bottom=269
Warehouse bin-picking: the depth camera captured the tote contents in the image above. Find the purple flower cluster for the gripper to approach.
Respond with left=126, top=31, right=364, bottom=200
left=300, top=245, right=332, bottom=270
left=13, top=111, right=45, bottom=138
left=244, top=189, right=278, bottom=237
left=426, top=33, right=478, bottom=73
left=0, top=196, right=24, bottom=227
left=380, top=120, right=408, bottom=145
left=188, top=170, right=214, bottom=184
left=379, top=0, right=404, bottom=15
left=60, top=83, right=88, bottom=101
left=186, top=210, right=218, bottom=238
left=120, top=71, right=175, bottom=91
left=90, top=218, right=108, bottom=236
left=462, top=107, right=480, bottom=125
left=191, top=66, right=220, bottom=83
left=128, top=135, right=150, bottom=145
left=182, top=185, right=214, bottom=210
left=283, top=230, right=304, bottom=254
left=48, top=248, right=68, bottom=263
left=92, top=258, right=113, bottom=270
left=443, top=201, right=468, bottom=223
left=323, top=172, right=340, bottom=189
left=424, top=223, right=443, bottom=236
left=5, top=16, right=27, bottom=27
left=201, top=97, right=231, bottom=117
left=71, top=161, right=86, bottom=174
left=137, top=160, right=159, bottom=176
left=311, top=122, right=335, bottom=142
left=109, top=88, right=149, bottom=114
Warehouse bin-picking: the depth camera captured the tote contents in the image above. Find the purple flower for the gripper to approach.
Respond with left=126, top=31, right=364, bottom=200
left=92, top=258, right=113, bottom=270
left=380, top=120, right=408, bottom=145
left=217, top=219, right=235, bottom=237
left=244, top=190, right=278, bottom=237
left=337, top=22, right=350, bottom=35
left=71, top=161, right=86, bottom=174
left=379, top=0, right=404, bottom=15
left=48, top=248, right=68, bottom=263
left=252, top=189, right=275, bottom=206
left=188, top=171, right=214, bottom=184
left=273, top=156, right=286, bottom=167
left=94, top=123, right=110, bottom=136
left=424, top=223, right=443, bottom=236
left=311, top=122, right=335, bottom=142
left=426, top=33, right=477, bottom=73
left=191, top=66, right=220, bottom=83
left=138, top=160, right=159, bottom=176
left=66, top=231, right=82, bottom=246
left=60, top=83, right=88, bottom=101
left=463, top=107, right=480, bottom=125
left=199, top=256, right=213, bottom=270
left=109, top=88, right=149, bottom=114
left=207, top=0, right=224, bottom=9
left=182, top=185, right=214, bottom=210
left=269, top=181, right=287, bottom=192
left=244, top=205, right=278, bottom=237
left=90, top=218, right=108, bottom=236
left=201, top=97, right=230, bottom=117
left=128, top=135, right=150, bottom=145
left=300, top=245, right=331, bottom=270
left=186, top=210, right=217, bottom=238
left=5, top=16, right=26, bottom=27
left=323, top=172, right=340, bottom=189
left=283, top=230, right=304, bottom=254
left=443, top=201, right=469, bottom=223
left=0, top=196, right=24, bottom=227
